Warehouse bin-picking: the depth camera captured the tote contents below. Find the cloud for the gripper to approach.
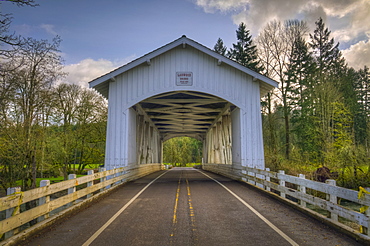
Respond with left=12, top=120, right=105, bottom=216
left=40, top=24, right=58, bottom=36
left=195, top=0, right=249, bottom=13
left=60, top=57, right=135, bottom=87
left=342, top=40, right=370, bottom=70
left=194, top=0, right=369, bottom=41
left=195, top=0, right=370, bottom=69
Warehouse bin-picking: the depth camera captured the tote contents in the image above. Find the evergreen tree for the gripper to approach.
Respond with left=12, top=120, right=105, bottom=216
left=309, top=17, right=344, bottom=81
left=285, top=35, right=319, bottom=161
left=228, top=23, right=263, bottom=72
left=354, top=66, right=370, bottom=146
left=213, top=38, right=227, bottom=56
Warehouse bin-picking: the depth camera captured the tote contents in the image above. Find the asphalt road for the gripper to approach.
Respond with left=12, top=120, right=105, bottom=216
left=21, top=168, right=363, bottom=246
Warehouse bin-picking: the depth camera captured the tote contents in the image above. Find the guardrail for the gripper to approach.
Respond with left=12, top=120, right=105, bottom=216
left=0, top=163, right=162, bottom=243
left=203, top=163, right=370, bottom=242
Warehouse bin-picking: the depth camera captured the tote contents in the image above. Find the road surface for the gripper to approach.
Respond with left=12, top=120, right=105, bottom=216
left=21, top=168, right=362, bottom=246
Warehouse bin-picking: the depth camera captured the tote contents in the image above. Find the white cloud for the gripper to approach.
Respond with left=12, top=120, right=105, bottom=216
left=195, top=0, right=370, bottom=69
left=195, top=0, right=249, bottom=13
left=342, top=40, right=370, bottom=70
left=195, top=0, right=369, bottom=40
left=60, top=57, right=135, bottom=87
left=40, top=24, right=58, bottom=36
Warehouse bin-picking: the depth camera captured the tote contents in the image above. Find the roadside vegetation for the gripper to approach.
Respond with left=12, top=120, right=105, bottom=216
left=0, top=1, right=106, bottom=194
left=215, top=19, right=370, bottom=189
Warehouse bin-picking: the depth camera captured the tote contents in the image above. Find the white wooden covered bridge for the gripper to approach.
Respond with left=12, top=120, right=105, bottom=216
left=89, top=35, right=277, bottom=174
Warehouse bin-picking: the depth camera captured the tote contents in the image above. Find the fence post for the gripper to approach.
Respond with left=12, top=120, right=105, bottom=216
left=37, top=180, right=50, bottom=223
left=265, top=168, right=271, bottom=192
left=87, top=170, right=94, bottom=198
left=99, top=167, right=106, bottom=192
left=4, top=187, right=21, bottom=239
left=362, top=187, right=370, bottom=236
left=326, top=179, right=338, bottom=221
left=278, top=170, right=286, bottom=198
left=298, top=174, right=306, bottom=208
left=67, top=174, right=76, bottom=207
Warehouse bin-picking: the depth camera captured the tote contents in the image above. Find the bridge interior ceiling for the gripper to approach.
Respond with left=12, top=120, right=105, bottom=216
left=135, top=91, right=236, bottom=141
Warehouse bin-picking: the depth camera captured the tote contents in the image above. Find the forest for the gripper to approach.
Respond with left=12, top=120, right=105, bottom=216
left=214, top=19, right=369, bottom=188
left=1, top=0, right=369, bottom=193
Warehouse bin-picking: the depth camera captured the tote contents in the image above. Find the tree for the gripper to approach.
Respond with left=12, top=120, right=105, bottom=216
left=285, top=34, right=319, bottom=161
left=53, top=83, right=80, bottom=179
left=73, top=87, right=107, bottom=174
left=228, top=22, right=263, bottom=73
left=1, top=36, right=64, bottom=189
left=213, top=38, right=227, bottom=55
left=308, top=18, right=351, bottom=163
left=309, top=17, right=343, bottom=81
left=163, top=137, right=202, bottom=166
left=0, top=0, right=38, bottom=56
left=257, top=20, right=308, bottom=159
left=53, top=84, right=107, bottom=177
left=355, top=66, right=370, bottom=148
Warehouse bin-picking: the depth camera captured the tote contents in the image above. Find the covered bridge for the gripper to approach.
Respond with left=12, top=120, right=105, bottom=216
left=89, top=35, right=277, bottom=173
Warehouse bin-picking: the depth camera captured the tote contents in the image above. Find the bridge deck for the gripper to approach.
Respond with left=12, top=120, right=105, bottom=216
left=21, top=168, right=361, bottom=246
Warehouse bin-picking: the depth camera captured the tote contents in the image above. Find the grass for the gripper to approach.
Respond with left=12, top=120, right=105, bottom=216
left=163, top=163, right=201, bottom=167
left=14, top=175, right=86, bottom=188
left=67, top=163, right=102, bottom=169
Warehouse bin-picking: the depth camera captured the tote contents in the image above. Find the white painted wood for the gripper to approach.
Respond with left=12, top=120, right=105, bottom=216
left=89, top=36, right=277, bottom=97
left=231, top=108, right=241, bottom=167
left=99, top=167, right=106, bottom=192
left=87, top=170, right=94, bottom=198
left=38, top=180, right=50, bottom=223
left=365, top=187, right=370, bottom=236
left=298, top=174, right=306, bottom=207
left=91, top=37, right=276, bottom=171
left=4, top=187, right=21, bottom=239
left=279, top=170, right=286, bottom=198
left=326, top=179, right=338, bottom=221
left=265, top=168, right=271, bottom=192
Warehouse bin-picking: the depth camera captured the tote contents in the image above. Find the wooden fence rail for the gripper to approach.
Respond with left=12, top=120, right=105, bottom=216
left=203, top=163, right=370, bottom=241
left=0, top=163, right=162, bottom=242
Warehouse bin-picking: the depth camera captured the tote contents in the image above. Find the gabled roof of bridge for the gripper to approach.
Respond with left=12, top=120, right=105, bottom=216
left=89, top=35, right=278, bottom=97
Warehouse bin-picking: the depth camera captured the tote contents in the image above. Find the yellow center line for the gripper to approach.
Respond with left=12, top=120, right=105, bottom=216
left=186, top=175, right=197, bottom=243
left=172, top=176, right=181, bottom=224
left=186, top=177, right=196, bottom=228
left=170, top=173, right=182, bottom=239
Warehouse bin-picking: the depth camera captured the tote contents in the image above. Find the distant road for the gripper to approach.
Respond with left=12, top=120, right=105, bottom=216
left=22, top=168, right=362, bottom=246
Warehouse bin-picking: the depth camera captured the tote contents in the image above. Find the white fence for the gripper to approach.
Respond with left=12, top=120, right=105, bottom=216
left=2, top=163, right=369, bottom=244
left=203, top=163, right=370, bottom=242
left=0, top=163, right=162, bottom=244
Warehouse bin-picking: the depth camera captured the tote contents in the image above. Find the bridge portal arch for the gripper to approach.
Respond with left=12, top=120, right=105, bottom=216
left=89, top=36, right=277, bottom=171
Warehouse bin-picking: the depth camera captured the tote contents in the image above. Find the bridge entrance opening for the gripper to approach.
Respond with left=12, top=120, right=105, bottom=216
left=133, top=90, right=236, bottom=166
left=163, top=137, right=202, bottom=167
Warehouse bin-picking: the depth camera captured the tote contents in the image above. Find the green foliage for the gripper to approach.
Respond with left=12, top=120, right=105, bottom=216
left=163, top=137, right=202, bottom=167
left=213, top=38, right=227, bottom=56
left=0, top=40, right=107, bottom=192
left=262, top=18, right=370, bottom=188
left=228, top=22, right=263, bottom=72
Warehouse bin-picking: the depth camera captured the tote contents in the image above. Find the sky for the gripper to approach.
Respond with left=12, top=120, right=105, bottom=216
left=2, top=0, right=370, bottom=87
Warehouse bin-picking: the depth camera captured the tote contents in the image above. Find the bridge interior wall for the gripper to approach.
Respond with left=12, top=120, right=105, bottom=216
left=204, top=114, right=232, bottom=164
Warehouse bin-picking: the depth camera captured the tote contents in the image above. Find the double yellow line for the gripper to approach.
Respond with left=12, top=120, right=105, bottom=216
left=170, top=172, right=197, bottom=241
